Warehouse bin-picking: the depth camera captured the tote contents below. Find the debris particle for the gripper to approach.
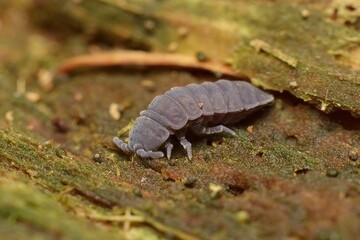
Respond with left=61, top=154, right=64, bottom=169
left=52, top=118, right=69, bottom=133
left=209, top=183, right=222, bottom=199
left=247, top=125, right=255, bottom=142
left=325, top=1, right=360, bottom=26
left=196, top=51, right=208, bottom=62
left=37, top=69, right=54, bottom=91
left=206, top=139, right=220, bottom=148
left=301, top=9, right=310, bottom=19
left=25, top=92, right=41, bottom=102
left=250, top=39, right=298, bottom=68
left=120, top=98, right=133, bottom=110
left=140, top=177, right=147, bottom=183
left=93, top=152, right=105, bottom=163
left=320, top=101, right=329, bottom=112
left=183, top=177, right=197, bottom=188
left=235, top=211, right=250, bottom=223
left=143, top=19, right=156, bottom=32
left=346, top=4, right=356, bottom=11
left=167, top=42, right=178, bottom=52
left=247, top=125, right=254, bottom=134
left=321, top=89, right=330, bottom=112
left=178, top=26, right=189, bottom=37
left=109, top=103, right=122, bottom=120
left=256, top=151, right=264, bottom=158
left=339, top=191, right=346, bottom=200
left=326, top=169, right=339, bottom=178
left=26, top=124, right=35, bottom=130
left=5, top=111, right=14, bottom=124
left=289, top=81, right=298, bottom=88
left=74, top=111, right=87, bottom=125
left=348, top=149, right=358, bottom=161
left=293, top=167, right=309, bottom=176
left=26, top=169, right=39, bottom=178
left=74, top=92, right=84, bottom=102
left=140, top=79, right=156, bottom=92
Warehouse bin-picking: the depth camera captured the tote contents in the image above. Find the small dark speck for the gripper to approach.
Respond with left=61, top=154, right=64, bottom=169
left=227, top=185, right=245, bottom=196
left=183, top=177, right=197, bottom=188
left=345, top=5, right=356, bottom=11
left=256, top=151, right=264, bottom=158
left=93, top=152, right=105, bottom=163
left=196, top=51, right=208, bottom=62
left=168, top=161, right=176, bottom=166
left=52, top=118, right=69, bottom=133
left=348, top=150, right=358, bottom=161
left=326, top=169, right=339, bottom=178
left=74, top=112, right=87, bottom=125
left=294, top=167, right=309, bottom=176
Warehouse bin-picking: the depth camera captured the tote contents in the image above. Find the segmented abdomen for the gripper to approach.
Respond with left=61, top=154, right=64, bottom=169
left=140, top=80, right=274, bottom=131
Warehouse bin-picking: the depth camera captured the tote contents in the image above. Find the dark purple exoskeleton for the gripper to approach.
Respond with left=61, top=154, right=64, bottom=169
left=113, top=79, right=274, bottom=159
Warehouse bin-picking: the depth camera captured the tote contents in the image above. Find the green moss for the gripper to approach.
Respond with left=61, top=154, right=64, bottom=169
left=0, top=174, right=124, bottom=240
left=231, top=3, right=360, bottom=116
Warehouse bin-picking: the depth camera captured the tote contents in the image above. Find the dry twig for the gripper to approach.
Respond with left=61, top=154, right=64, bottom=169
left=57, top=50, right=247, bottom=79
